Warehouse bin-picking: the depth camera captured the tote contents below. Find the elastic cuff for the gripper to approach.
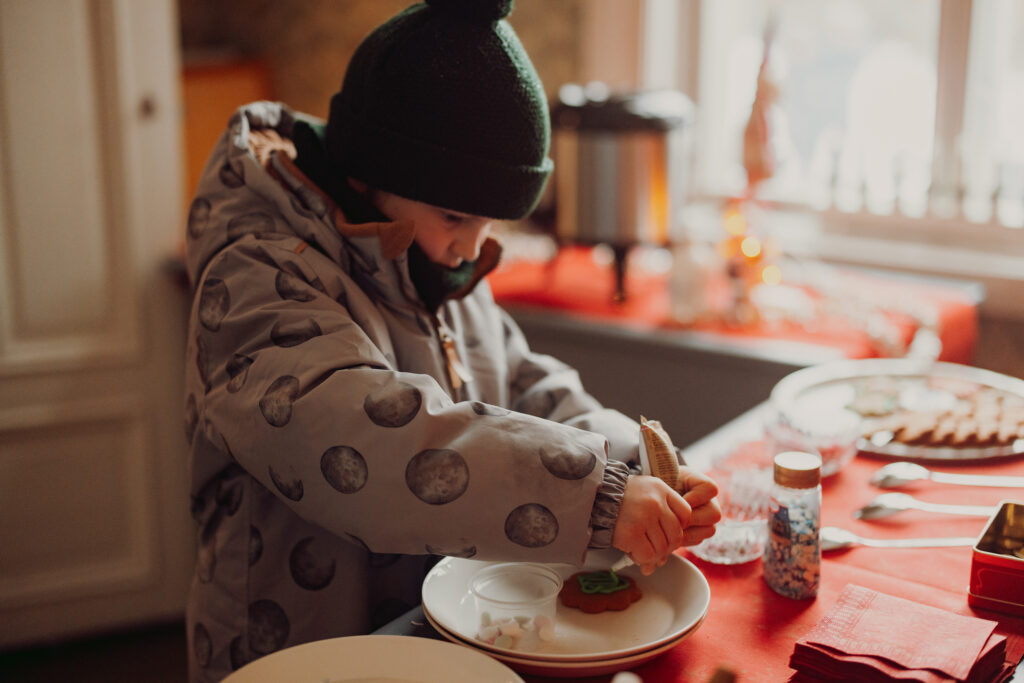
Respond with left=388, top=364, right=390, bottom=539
left=587, top=460, right=631, bottom=550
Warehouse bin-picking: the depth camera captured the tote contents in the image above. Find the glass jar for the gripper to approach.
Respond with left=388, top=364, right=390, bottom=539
left=763, top=451, right=822, bottom=599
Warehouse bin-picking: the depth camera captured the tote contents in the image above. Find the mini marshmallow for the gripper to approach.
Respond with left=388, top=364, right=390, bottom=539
left=498, top=619, right=521, bottom=637
left=494, top=634, right=514, bottom=649
left=533, top=614, right=556, bottom=641
left=478, top=624, right=500, bottom=642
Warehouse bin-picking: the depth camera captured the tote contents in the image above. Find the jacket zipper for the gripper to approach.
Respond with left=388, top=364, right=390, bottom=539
left=434, top=314, right=473, bottom=395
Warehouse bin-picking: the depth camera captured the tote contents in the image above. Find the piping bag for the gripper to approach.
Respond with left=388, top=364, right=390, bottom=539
left=609, top=417, right=681, bottom=573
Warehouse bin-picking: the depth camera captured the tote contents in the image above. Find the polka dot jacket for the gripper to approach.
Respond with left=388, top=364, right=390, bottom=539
left=183, top=102, right=641, bottom=682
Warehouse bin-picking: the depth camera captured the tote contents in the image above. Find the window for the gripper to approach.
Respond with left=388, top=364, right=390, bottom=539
left=696, top=1, right=939, bottom=214
left=962, top=0, right=1024, bottom=228
left=639, top=0, right=1024, bottom=253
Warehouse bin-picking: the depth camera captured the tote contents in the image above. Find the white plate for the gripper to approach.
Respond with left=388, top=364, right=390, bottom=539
left=222, top=634, right=523, bottom=683
left=771, top=359, right=1024, bottom=462
left=423, top=606, right=700, bottom=678
left=421, top=550, right=710, bottom=663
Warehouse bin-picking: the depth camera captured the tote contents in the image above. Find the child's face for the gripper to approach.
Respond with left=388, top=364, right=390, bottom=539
left=370, top=190, right=494, bottom=269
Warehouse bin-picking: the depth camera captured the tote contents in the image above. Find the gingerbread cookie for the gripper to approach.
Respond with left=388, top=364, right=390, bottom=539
left=559, top=572, right=642, bottom=614
left=863, top=387, right=1024, bottom=449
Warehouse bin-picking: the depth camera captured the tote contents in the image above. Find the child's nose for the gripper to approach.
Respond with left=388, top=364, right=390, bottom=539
left=453, top=222, right=491, bottom=261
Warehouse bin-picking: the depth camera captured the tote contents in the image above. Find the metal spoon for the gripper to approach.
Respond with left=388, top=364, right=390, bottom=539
left=870, top=461, right=1024, bottom=489
left=821, top=526, right=977, bottom=552
left=854, top=492, right=997, bottom=520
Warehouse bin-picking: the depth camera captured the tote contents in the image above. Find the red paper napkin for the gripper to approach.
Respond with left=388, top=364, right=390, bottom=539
left=790, top=584, right=1008, bottom=682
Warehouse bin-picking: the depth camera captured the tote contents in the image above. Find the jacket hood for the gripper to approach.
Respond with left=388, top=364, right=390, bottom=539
left=184, top=101, right=500, bottom=310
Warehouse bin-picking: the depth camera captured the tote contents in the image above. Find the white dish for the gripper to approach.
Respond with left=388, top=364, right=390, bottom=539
left=421, top=550, right=710, bottom=663
left=771, top=358, right=1024, bottom=462
left=423, top=605, right=700, bottom=678
left=222, top=634, right=523, bottom=683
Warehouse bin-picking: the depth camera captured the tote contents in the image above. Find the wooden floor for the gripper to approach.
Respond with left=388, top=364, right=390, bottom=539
left=0, top=621, right=188, bottom=683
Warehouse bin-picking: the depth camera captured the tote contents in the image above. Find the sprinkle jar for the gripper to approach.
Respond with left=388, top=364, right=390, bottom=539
left=763, top=451, right=822, bottom=600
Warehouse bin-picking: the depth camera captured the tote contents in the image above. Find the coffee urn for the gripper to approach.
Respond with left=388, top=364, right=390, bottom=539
left=550, top=83, right=694, bottom=301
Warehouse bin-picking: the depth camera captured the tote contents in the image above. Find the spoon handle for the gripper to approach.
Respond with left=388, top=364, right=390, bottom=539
left=860, top=536, right=977, bottom=549
left=911, top=500, right=997, bottom=516
left=929, top=472, right=1024, bottom=488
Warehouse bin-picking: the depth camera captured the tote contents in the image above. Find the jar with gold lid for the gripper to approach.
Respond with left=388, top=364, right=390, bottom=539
left=763, top=451, right=822, bottom=599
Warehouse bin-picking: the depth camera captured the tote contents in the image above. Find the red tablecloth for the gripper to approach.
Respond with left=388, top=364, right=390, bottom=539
left=523, top=414, right=1024, bottom=683
left=488, top=247, right=979, bottom=364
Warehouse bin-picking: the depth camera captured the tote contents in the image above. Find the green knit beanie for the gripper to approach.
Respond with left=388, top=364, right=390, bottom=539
left=325, top=0, right=553, bottom=220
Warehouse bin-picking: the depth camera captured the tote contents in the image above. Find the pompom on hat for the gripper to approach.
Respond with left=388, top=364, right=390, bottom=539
left=326, top=0, right=553, bottom=220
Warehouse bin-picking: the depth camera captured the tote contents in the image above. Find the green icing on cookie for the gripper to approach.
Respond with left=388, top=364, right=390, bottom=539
left=577, top=570, right=629, bottom=594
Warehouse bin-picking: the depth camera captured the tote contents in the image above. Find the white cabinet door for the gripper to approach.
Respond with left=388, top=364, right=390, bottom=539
left=0, top=0, right=192, bottom=648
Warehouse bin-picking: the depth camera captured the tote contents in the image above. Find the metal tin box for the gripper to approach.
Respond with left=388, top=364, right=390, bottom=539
left=968, top=501, right=1024, bottom=617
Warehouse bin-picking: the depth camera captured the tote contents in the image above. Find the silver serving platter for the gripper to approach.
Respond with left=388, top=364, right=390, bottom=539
left=770, top=358, right=1024, bottom=463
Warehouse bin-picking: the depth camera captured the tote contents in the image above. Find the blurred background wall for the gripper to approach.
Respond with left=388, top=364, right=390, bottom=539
left=178, top=0, right=584, bottom=118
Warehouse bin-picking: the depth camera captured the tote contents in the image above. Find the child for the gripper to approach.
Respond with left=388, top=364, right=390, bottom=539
left=183, top=1, right=719, bottom=680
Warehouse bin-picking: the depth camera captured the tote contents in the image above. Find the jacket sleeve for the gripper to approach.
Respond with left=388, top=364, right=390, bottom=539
left=190, top=239, right=611, bottom=565
left=498, top=308, right=642, bottom=467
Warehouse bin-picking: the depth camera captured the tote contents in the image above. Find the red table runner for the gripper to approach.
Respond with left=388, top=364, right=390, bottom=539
left=488, top=246, right=979, bottom=364
left=522, top=423, right=1024, bottom=682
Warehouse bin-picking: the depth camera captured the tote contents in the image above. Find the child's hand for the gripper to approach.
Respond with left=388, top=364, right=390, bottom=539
left=611, top=475, right=692, bottom=575
left=611, top=468, right=722, bottom=575
left=676, top=466, right=722, bottom=545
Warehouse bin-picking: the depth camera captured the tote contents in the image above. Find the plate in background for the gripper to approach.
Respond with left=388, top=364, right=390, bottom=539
left=771, top=359, right=1024, bottom=462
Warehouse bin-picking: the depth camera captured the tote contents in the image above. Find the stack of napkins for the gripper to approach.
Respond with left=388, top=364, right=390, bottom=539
left=790, top=585, right=1010, bottom=682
